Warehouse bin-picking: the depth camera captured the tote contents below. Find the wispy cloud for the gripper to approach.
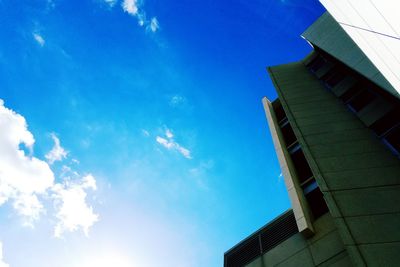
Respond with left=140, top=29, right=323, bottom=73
left=0, top=99, right=98, bottom=236
left=169, top=95, right=186, bottom=107
left=189, top=160, right=214, bottom=190
left=0, top=241, right=9, bottom=267
left=141, top=129, right=150, bottom=137
left=189, top=160, right=214, bottom=176
left=148, top=17, right=159, bottom=32
left=121, top=0, right=159, bottom=32
left=104, top=0, right=117, bottom=7
left=46, top=0, right=55, bottom=10
left=45, top=133, right=68, bottom=164
left=33, top=33, right=45, bottom=47
left=156, top=128, right=192, bottom=159
left=156, top=136, right=173, bottom=149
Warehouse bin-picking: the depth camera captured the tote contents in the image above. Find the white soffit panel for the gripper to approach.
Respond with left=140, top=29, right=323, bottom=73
left=320, top=0, right=400, bottom=98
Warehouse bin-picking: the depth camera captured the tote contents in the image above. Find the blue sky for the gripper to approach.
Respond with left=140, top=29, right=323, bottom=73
left=0, top=0, right=324, bottom=266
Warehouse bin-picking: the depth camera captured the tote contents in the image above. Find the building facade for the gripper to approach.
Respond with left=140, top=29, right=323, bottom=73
left=224, top=11, right=400, bottom=267
left=318, top=0, right=400, bottom=97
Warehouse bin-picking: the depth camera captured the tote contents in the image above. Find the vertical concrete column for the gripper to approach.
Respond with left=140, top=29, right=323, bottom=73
left=262, top=97, right=315, bottom=236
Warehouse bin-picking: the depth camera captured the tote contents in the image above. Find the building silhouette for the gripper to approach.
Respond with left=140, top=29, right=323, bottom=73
left=224, top=10, right=400, bottom=267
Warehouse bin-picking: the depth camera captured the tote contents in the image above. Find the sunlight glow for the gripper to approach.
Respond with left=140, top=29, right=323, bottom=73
left=77, top=252, right=133, bottom=267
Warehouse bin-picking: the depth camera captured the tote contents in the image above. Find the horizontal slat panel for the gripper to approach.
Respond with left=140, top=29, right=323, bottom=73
left=224, top=210, right=298, bottom=267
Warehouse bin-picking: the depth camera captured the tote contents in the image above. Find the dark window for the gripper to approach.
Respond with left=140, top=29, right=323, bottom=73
left=324, top=71, right=346, bottom=88
left=347, top=89, right=376, bottom=112
left=370, top=108, right=400, bottom=137
left=290, top=149, right=313, bottom=184
left=288, top=142, right=301, bottom=154
left=305, top=188, right=329, bottom=219
left=279, top=117, right=288, bottom=127
left=274, top=103, right=286, bottom=124
left=339, top=82, right=363, bottom=103
left=281, top=123, right=297, bottom=147
left=301, top=179, right=318, bottom=195
left=308, top=56, right=326, bottom=73
left=384, top=126, right=400, bottom=154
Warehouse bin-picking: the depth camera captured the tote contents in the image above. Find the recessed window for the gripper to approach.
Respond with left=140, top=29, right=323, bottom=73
left=323, top=71, right=346, bottom=88
left=301, top=178, right=318, bottom=195
left=384, top=126, right=400, bottom=155
left=370, top=108, right=400, bottom=137
left=274, top=103, right=286, bottom=124
left=288, top=142, right=301, bottom=154
left=280, top=123, right=297, bottom=148
left=305, top=187, right=329, bottom=219
left=339, top=82, right=363, bottom=103
left=347, top=89, right=376, bottom=112
left=308, top=55, right=326, bottom=73
left=290, top=149, right=313, bottom=184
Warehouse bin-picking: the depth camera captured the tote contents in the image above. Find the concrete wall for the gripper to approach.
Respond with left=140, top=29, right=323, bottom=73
left=302, top=12, right=399, bottom=99
left=245, top=213, right=351, bottom=267
left=262, top=97, right=315, bottom=236
left=268, top=62, right=400, bottom=266
left=318, top=1, right=400, bottom=98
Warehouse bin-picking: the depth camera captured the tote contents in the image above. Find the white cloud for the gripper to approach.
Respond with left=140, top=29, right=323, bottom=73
left=156, top=136, right=173, bottom=149
left=122, top=0, right=138, bottom=15
left=0, top=242, right=9, bottom=267
left=138, top=17, right=145, bottom=26
left=52, top=174, right=98, bottom=238
left=176, top=146, right=191, bottom=159
left=13, top=194, right=44, bottom=227
left=45, top=133, right=68, bottom=164
left=33, top=33, right=45, bottom=47
left=0, top=99, right=98, bottom=236
left=148, top=17, right=159, bottom=32
left=0, top=99, right=54, bottom=225
left=156, top=129, right=192, bottom=159
left=121, top=0, right=159, bottom=32
left=165, top=129, right=173, bottom=139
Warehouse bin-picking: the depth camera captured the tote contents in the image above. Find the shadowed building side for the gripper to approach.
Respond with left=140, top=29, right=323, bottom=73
left=224, top=11, right=400, bottom=267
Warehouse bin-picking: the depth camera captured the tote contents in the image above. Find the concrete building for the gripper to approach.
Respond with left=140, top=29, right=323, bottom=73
left=318, top=0, right=400, bottom=98
left=224, top=10, right=400, bottom=267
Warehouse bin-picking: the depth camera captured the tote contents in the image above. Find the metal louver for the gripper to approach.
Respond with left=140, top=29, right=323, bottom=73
left=224, top=210, right=298, bottom=267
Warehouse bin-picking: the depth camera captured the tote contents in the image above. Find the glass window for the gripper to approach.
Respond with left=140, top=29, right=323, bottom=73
left=370, top=108, right=400, bottom=137
left=280, top=123, right=297, bottom=148
left=384, top=126, right=400, bottom=155
left=305, top=187, right=329, bottom=219
left=302, top=179, right=318, bottom=194
left=274, top=103, right=286, bottom=124
left=347, top=89, right=376, bottom=112
left=308, top=55, right=326, bottom=73
left=290, top=149, right=313, bottom=184
left=339, top=82, right=363, bottom=103
left=324, top=71, right=346, bottom=88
